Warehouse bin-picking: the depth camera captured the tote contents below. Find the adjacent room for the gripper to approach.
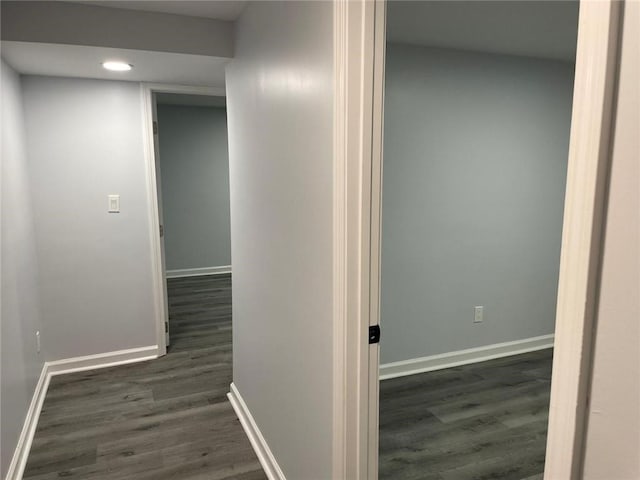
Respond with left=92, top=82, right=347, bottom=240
left=378, top=2, right=579, bottom=478
left=155, top=92, right=232, bottom=352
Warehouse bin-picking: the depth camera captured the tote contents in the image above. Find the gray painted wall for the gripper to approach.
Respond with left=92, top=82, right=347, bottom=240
left=386, top=1, right=579, bottom=62
left=583, top=2, right=639, bottom=477
left=157, top=105, right=231, bottom=271
left=226, top=2, right=334, bottom=478
left=1, top=60, right=44, bottom=477
left=381, top=44, right=574, bottom=364
left=21, top=76, right=158, bottom=361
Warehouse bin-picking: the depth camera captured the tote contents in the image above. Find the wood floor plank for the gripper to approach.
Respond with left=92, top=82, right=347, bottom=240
left=23, top=451, right=164, bottom=480
left=22, top=445, right=97, bottom=478
left=427, top=382, right=549, bottom=424
left=24, top=274, right=267, bottom=480
left=25, top=272, right=552, bottom=480
left=380, top=349, right=553, bottom=479
left=438, top=447, right=546, bottom=480
left=131, top=459, right=264, bottom=480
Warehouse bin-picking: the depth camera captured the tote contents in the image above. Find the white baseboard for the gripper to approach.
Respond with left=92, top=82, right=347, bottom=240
left=380, top=334, right=554, bottom=380
left=4, top=345, right=159, bottom=480
left=228, top=383, right=286, bottom=480
left=166, top=266, right=231, bottom=278
left=4, top=364, right=50, bottom=480
left=47, top=345, right=159, bottom=377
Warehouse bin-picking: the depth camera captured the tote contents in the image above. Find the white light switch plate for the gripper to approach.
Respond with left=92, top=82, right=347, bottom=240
left=108, top=194, right=120, bottom=213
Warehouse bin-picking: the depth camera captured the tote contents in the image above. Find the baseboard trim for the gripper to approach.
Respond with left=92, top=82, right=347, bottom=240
left=4, top=345, right=159, bottom=480
left=228, top=383, right=286, bottom=480
left=47, top=345, right=159, bottom=376
left=166, top=266, right=231, bottom=278
left=380, top=334, right=555, bottom=380
left=4, top=364, right=50, bottom=480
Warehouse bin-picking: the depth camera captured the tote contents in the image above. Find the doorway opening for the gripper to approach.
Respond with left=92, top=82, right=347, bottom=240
left=376, top=2, right=579, bottom=478
left=143, top=86, right=228, bottom=355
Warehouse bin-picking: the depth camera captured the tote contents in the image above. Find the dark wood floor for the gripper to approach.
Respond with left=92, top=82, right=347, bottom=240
left=379, top=348, right=552, bottom=480
left=24, top=274, right=267, bottom=480
left=24, top=273, right=551, bottom=480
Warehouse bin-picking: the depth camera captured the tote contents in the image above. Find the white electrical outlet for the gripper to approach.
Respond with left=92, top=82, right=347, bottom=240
left=36, top=331, right=41, bottom=353
left=474, top=306, right=484, bottom=323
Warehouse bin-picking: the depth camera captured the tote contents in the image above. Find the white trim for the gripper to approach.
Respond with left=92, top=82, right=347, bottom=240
left=46, top=345, right=159, bottom=376
left=166, top=266, right=231, bottom=278
left=140, top=82, right=226, bottom=353
left=3, top=346, right=158, bottom=480
left=545, top=2, right=621, bottom=478
left=142, top=83, right=225, bottom=97
left=227, top=383, right=285, bottom=480
left=141, top=84, right=169, bottom=356
left=367, top=2, right=387, bottom=478
left=4, top=365, right=49, bottom=480
left=332, top=1, right=380, bottom=479
left=331, top=2, right=347, bottom=478
left=379, top=335, right=555, bottom=380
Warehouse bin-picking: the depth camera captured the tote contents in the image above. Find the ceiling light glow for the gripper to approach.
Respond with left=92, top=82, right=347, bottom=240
left=102, top=61, right=132, bottom=72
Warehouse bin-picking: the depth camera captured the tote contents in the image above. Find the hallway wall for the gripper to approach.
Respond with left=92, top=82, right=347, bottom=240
left=583, top=2, right=640, bottom=476
left=21, top=75, right=158, bottom=361
left=226, top=1, right=335, bottom=478
left=0, top=60, right=44, bottom=478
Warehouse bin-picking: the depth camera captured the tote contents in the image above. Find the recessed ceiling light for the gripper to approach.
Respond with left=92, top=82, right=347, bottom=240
left=102, top=61, right=133, bottom=72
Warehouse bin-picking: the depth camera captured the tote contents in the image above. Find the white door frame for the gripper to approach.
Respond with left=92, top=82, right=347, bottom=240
left=335, top=0, right=623, bottom=478
left=332, top=1, right=385, bottom=478
left=543, top=1, right=621, bottom=477
left=140, top=83, right=226, bottom=356
left=333, top=0, right=377, bottom=480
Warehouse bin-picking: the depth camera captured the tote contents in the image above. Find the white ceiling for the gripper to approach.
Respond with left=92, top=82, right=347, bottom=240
left=69, top=1, right=246, bottom=21
left=1, top=41, right=228, bottom=87
left=387, top=1, right=579, bottom=61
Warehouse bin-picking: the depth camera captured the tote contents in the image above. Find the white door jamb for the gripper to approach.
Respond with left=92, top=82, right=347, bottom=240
left=544, top=2, right=621, bottom=478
